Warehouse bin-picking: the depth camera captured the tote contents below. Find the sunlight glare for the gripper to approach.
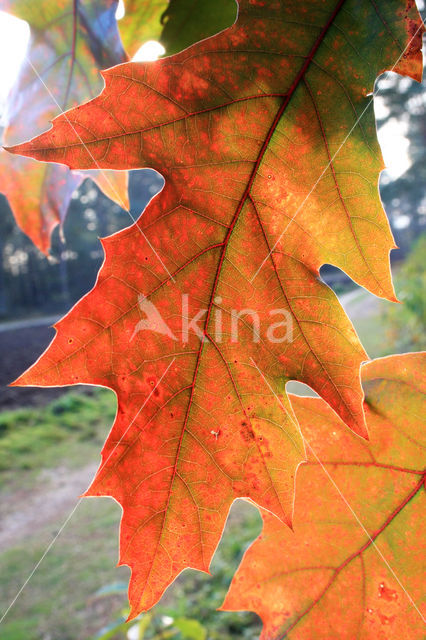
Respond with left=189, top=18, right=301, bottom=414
left=0, top=11, right=29, bottom=117
left=377, top=119, right=410, bottom=179
left=132, top=40, right=165, bottom=62
left=115, top=0, right=125, bottom=21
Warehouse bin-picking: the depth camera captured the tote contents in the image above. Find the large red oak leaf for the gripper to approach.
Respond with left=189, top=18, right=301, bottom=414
left=0, top=0, right=129, bottom=253
left=8, top=0, right=424, bottom=617
left=222, top=353, right=426, bottom=639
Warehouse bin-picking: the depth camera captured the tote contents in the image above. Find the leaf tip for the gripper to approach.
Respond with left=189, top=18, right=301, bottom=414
left=3, top=144, right=16, bottom=155
left=3, top=141, right=33, bottom=160
left=347, top=409, right=369, bottom=441
left=126, top=607, right=141, bottom=623
left=280, top=510, right=294, bottom=531
left=9, top=371, right=30, bottom=387
left=357, top=420, right=370, bottom=441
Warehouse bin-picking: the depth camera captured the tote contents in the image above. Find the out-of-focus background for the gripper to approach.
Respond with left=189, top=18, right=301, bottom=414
left=0, top=2, right=425, bottom=639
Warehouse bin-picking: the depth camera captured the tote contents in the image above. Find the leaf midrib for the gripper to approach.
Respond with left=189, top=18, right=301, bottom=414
left=279, top=475, right=424, bottom=637
left=139, top=0, right=350, bottom=604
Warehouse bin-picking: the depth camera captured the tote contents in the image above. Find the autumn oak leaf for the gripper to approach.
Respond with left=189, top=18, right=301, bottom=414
left=7, top=0, right=424, bottom=618
left=0, top=0, right=129, bottom=252
left=222, top=353, right=426, bottom=639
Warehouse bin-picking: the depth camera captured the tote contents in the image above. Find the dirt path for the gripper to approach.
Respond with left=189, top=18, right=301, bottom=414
left=0, top=462, right=99, bottom=550
left=339, top=288, right=383, bottom=319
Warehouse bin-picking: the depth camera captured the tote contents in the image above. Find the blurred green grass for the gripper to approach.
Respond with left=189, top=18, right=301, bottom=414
left=0, top=390, right=115, bottom=477
left=0, top=389, right=262, bottom=640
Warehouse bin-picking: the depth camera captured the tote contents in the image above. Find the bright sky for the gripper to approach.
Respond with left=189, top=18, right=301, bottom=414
left=0, top=5, right=421, bottom=178
left=0, top=11, right=29, bottom=110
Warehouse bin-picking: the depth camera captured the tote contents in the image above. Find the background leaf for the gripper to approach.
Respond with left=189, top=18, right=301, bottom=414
left=160, top=0, right=237, bottom=56
left=119, top=0, right=168, bottom=57
left=222, top=352, right=426, bottom=639
left=119, top=0, right=237, bottom=58
left=0, top=0, right=129, bottom=252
